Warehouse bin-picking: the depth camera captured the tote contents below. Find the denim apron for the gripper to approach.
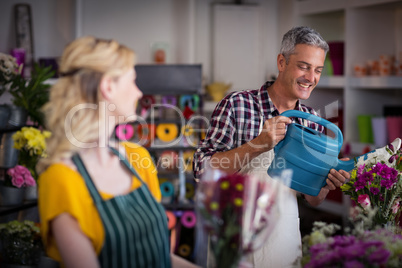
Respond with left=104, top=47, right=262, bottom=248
left=72, top=147, right=171, bottom=268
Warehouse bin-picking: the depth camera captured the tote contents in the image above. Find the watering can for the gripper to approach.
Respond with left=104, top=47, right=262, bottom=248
left=267, top=110, right=369, bottom=196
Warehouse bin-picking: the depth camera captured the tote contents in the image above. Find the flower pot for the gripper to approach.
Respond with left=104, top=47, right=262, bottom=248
left=24, top=185, right=38, bottom=201
left=0, top=131, right=19, bottom=168
left=0, top=184, right=25, bottom=206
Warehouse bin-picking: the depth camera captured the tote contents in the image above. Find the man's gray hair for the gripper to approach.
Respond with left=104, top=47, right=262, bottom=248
left=280, top=26, right=329, bottom=63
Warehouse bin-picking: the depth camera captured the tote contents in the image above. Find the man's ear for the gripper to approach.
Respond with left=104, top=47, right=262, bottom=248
left=277, top=54, right=286, bottom=71
left=99, top=75, right=115, bottom=101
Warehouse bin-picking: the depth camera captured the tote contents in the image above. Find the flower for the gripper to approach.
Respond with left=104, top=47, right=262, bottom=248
left=196, top=168, right=285, bottom=268
left=358, top=194, right=371, bottom=208
left=341, top=138, right=402, bottom=227
left=0, top=220, right=43, bottom=265
left=301, top=208, right=402, bottom=268
left=6, top=165, right=36, bottom=188
left=7, top=127, right=51, bottom=184
left=13, top=126, right=51, bottom=158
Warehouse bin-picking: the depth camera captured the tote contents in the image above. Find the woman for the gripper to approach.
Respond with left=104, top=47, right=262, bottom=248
left=37, top=36, right=198, bottom=268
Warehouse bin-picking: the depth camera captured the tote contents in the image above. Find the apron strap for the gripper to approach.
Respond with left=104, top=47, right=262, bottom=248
left=71, top=146, right=145, bottom=204
left=108, top=146, right=146, bottom=185
left=72, top=153, right=104, bottom=204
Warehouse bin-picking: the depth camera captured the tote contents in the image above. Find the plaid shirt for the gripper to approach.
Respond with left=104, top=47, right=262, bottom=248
left=193, top=81, right=324, bottom=179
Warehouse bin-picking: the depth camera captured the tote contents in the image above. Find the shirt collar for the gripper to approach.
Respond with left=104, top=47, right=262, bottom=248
left=260, top=81, right=304, bottom=116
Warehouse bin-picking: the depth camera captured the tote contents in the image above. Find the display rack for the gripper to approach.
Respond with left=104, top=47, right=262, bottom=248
left=115, top=64, right=203, bottom=263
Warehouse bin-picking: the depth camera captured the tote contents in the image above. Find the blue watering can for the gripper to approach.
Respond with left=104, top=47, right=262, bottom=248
left=267, top=110, right=369, bottom=196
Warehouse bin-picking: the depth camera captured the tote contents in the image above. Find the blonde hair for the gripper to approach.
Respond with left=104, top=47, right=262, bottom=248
left=37, top=36, right=135, bottom=173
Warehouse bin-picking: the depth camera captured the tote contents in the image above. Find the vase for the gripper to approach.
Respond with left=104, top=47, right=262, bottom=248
left=24, top=185, right=38, bottom=201
left=0, top=184, right=25, bottom=206
left=0, top=131, right=19, bottom=168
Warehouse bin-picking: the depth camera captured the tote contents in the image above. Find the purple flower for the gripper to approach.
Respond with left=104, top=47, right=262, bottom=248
left=372, top=163, right=398, bottom=180
left=388, top=143, right=395, bottom=152
left=344, top=260, right=365, bottom=268
left=389, top=154, right=397, bottom=164
left=368, top=248, right=390, bottom=264
left=370, top=187, right=380, bottom=195
left=357, top=164, right=366, bottom=175
left=380, top=178, right=396, bottom=189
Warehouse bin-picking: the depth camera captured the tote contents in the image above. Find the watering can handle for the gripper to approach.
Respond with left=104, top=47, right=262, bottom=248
left=280, top=110, right=344, bottom=152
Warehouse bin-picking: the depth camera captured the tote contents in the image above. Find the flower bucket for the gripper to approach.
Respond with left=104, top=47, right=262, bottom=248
left=0, top=131, right=19, bottom=168
left=7, top=106, right=28, bottom=127
left=0, top=184, right=25, bottom=206
left=24, top=185, right=38, bottom=201
left=0, top=104, right=11, bottom=129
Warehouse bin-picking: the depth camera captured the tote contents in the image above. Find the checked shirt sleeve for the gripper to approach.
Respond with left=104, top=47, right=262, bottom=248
left=193, top=97, right=237, bottom=179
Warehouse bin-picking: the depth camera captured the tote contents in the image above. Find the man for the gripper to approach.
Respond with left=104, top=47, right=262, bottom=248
left=193, top=26, right=350, bottom=267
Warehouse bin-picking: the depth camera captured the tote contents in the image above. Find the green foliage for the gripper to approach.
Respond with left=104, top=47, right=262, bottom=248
left=0, top=220, right=43, bottom=265
left=8, top=63, right=54, bottom=127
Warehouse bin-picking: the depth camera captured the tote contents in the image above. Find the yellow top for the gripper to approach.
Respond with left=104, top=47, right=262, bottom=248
left=38, top=142, right=161, bottom=262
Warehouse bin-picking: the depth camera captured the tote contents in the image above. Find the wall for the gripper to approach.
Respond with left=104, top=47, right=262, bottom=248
left=0, top=0, right=280, bottom=88
left=0, top=0, right=75, bottom=59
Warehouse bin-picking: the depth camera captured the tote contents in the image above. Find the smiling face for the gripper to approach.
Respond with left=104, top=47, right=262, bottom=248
left=277, top=44, right=325, bottom=101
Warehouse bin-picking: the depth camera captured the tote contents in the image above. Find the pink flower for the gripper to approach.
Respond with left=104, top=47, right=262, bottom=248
left=24, top=173, right=36, bottom=187
left=14, top=165, right=29, bottom=175
left=7, top=168, right=15, bottom=177
left=391, top=198, right=401, bottom=214
left=12, top=175, right=25, bottom=188
left=358, top=194, right=371, bottom=208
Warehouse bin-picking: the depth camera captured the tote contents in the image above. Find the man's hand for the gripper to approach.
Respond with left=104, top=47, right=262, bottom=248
left=305, top=158, right=351, bottom=206
left=252, top=116, right=292, bottom=151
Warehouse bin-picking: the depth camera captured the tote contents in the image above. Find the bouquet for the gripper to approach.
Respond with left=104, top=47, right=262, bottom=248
left=6, top=165, right=36, bottom=188
left=301, top=207, right=402, bottom=268
left=341, top=138, right=402, bottom=227
left=196, top=168, right=291, bottom=268
left=12, top=126, right=51, bottom=180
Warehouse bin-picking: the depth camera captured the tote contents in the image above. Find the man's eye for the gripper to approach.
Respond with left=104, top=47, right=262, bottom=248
left=315, top=69, right=322, bottom=74
left=299, top=65, right=308, bottom=70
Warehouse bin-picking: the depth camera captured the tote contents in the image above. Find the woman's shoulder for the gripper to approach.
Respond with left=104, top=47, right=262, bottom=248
left=39, top=163, right=83, bottom=188
left=121, top=141, right=151, bottom=157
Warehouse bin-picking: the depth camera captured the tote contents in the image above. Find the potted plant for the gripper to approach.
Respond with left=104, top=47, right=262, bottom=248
left=0, top=165, right=36, bottom=206
left=7, top=62, right=54, bottom=128
left=0, top=220, right=43, bottom=267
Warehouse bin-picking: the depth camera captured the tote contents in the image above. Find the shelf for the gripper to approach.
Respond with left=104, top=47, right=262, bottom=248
left=0, top=200, right=37, bottom=216
left=318, top=76, right=345, bottom=88
left=350, top=76, right=402, bottom=89
left=147, top=146, right=197, bottom=151
left=163, top=203, right=195, bottom=210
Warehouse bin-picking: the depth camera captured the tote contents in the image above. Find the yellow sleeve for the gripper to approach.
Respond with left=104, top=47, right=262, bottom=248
left=38, top=164, right=105, bottom=262
left=122, top=142, right=161, bottom=202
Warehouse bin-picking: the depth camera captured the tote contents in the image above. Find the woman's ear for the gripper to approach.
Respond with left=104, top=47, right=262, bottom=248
left=99, top=75, right=115, bottom=101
